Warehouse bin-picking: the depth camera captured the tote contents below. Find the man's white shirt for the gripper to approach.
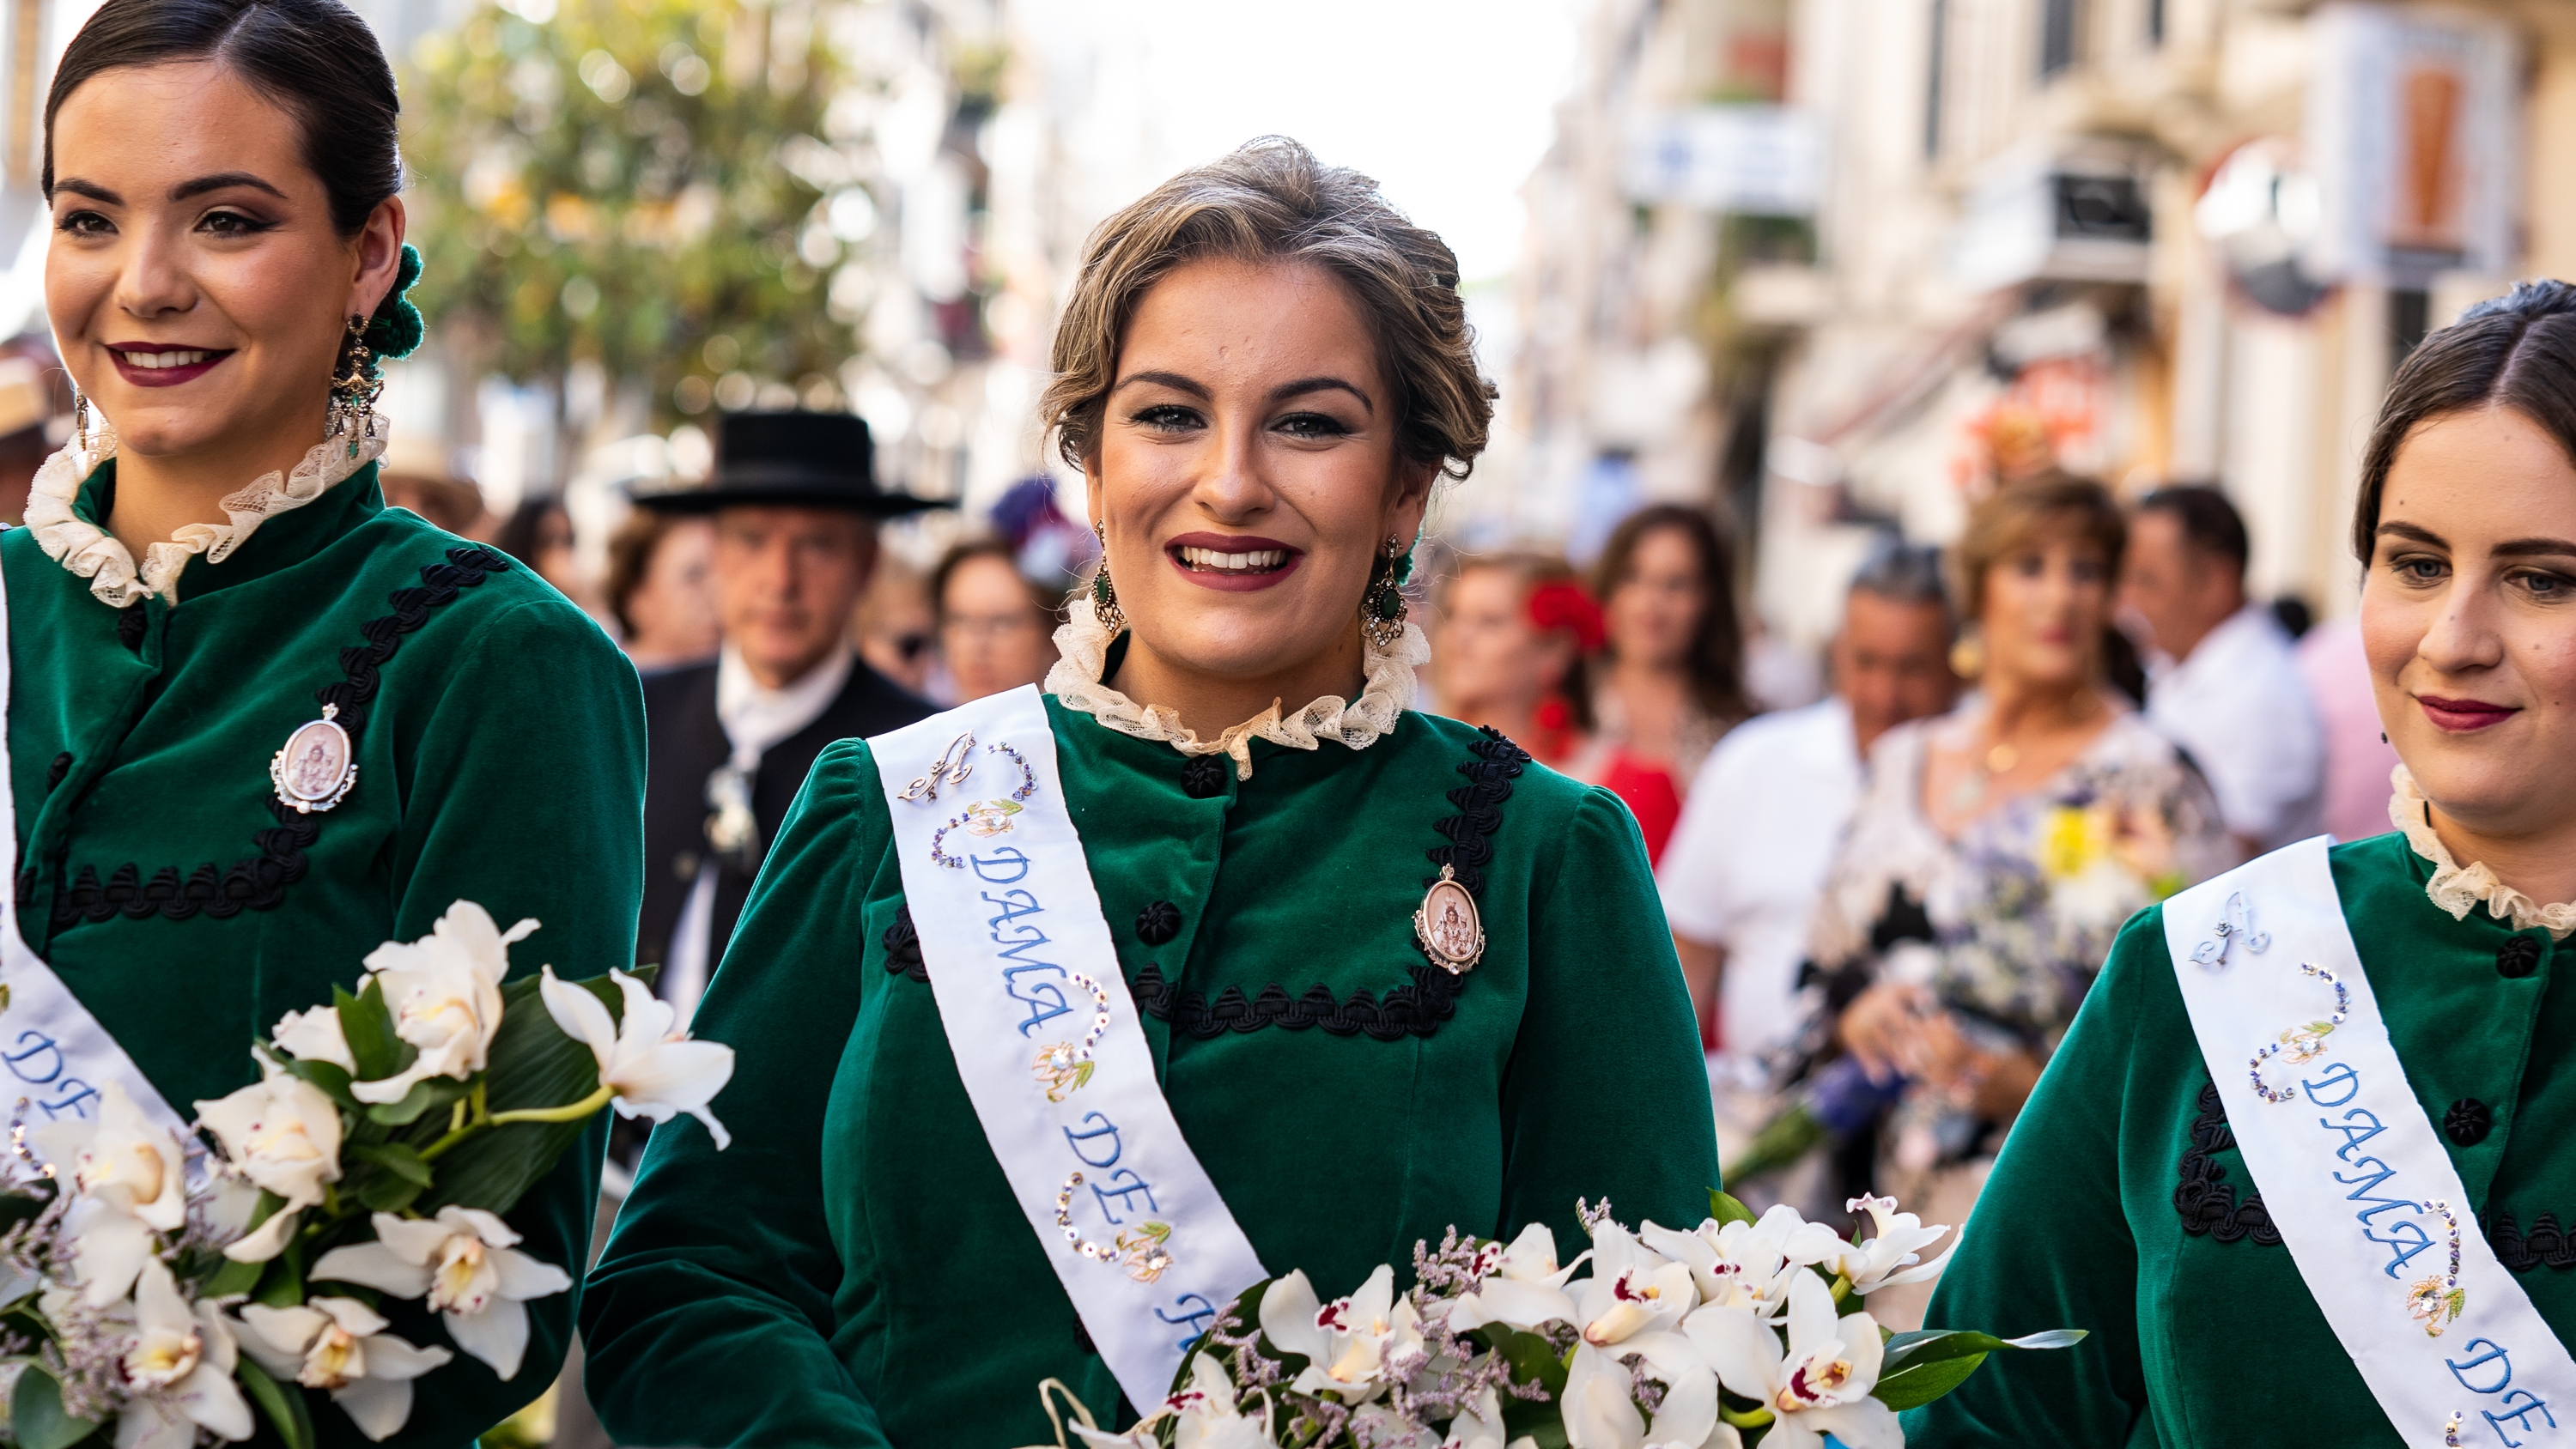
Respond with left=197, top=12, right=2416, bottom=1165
left=1656, top=698, right=1862, bottom=1059
left=2143, top=603, right=2324, bottom=852
left=664, top=642, right=856, bottom=1022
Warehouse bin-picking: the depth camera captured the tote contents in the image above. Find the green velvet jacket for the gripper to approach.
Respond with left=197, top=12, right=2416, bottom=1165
left=1907, top=832, right=2576, bottom=1446
left=580, top=697, right=1720, bottom=1447
left=6, top=462, right=645, bottom=1448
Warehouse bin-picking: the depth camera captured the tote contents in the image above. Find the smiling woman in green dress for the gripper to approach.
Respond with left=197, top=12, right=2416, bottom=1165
left=1907, top=282, right=2576, bottom=1446
left=6, top=1, right=645, bottom=1443
left=580, top=138, right=1721, bottom=1447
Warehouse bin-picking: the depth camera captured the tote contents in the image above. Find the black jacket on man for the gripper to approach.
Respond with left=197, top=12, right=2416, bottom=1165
left=636, top=658, right=933, bottom=973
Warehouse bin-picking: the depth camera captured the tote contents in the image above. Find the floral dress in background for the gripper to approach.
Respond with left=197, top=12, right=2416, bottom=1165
left=1804, top=705, right=2227, bottom=1320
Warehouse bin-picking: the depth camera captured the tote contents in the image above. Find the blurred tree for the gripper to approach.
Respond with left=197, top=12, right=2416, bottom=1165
left=400, top=0, right=877, bottom=426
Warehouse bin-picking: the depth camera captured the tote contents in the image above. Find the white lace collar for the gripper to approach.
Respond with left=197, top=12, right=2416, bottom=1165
left=23, top=413, right=390, bottom=609
left=1042, top=593, right=1426, bottom=780
left=2390, top=763, right=2576, bottom=939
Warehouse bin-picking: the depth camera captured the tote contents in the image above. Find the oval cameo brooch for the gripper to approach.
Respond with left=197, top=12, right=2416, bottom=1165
left=270, top=704, right=358, bottom=815
left=1414, top=864, right=1485, bottom=975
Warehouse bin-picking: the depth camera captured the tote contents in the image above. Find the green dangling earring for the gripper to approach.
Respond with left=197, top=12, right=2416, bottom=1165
left=1362, top=535, right=1408, bottom=650
left=1091, top=521, right=1126, bottom=633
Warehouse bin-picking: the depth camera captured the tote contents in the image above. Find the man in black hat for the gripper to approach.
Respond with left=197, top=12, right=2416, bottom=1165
left=628, top=411, right=942, bottom=1022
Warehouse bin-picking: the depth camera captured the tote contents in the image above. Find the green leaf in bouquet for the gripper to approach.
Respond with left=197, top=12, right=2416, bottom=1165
left=416, top=973, right=614, bottom=1216
left=349, top=1142, right=435, bottom=1188
left=1479, top=1324, right=1572, bottom=1446
left=9, top=1366, right=99, bottom=1449
left=1706, top=1189, right=1759, bottom=1229
left=1871, top=1327, right=2087, bottom=1410
left=335, top=979, right=415, bottom=1084
left=1871, top=1352, right=1989, bottom=1410
left=365, top=1076, right=466, bottom=1128
left=253, top=1235, right=307, bottom=1310
left=199, top=1255, right=265, bottom=1300
left=237, top=1354, right=317, bottom=1449
left=273, top=1052, right=360, bottom=1113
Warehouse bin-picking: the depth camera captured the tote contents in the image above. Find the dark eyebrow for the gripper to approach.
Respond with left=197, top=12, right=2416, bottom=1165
left=2376, top=521, right=2447, bottom=549
left=171, top=172, right=287, bottom=202
left=1269, top=375, right=1373, bottom=414
left=50, top=179, right=118, bottom=204
left=1110, top=369, right=1211, bottom=400
left=2494, top=537, right=2576, bottom=560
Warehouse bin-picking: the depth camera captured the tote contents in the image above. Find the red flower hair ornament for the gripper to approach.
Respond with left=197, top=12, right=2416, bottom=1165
left=1526, top=579, right=1607, bottom=653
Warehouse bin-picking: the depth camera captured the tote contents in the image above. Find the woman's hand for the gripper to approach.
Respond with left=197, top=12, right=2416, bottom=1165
left=1839, top=980, right=1938, bottom=1084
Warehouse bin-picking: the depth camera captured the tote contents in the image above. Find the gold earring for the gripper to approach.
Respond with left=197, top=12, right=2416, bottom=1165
left=1363, top=536, right=1407, bottom=649
left=1949, top=628, right=1985, bottom=680
left=71, top=386, right=92, bottom=456
left=1090, top=522, right=1126, bottom=632
left=328, top=313, right=382, bottom=456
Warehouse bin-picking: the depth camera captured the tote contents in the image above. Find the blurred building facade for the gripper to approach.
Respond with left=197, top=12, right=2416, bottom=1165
left=1510, top=0, right=2576, bottom=652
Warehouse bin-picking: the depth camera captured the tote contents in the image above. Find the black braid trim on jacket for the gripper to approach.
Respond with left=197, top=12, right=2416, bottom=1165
left=882, top=906, right=927, bottom=983
left=1127, top=727, right=1528, bottom=1042
left=2488, top=1213, right=2576, bottom=1271
left=48, top=547, right=508, bottom=927
left=2175, top=1080, right=2283, bottom=1246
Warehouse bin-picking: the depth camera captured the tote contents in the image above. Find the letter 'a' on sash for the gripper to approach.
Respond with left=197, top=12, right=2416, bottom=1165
left=2167, top=837, right=2576, bottom=1446
left=872, top=686, right=1267, bottom=1410
left=0, top=550, right=191, bottom=1160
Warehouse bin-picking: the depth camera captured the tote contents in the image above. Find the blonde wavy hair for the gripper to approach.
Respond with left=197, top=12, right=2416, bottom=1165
left=1040, top=136, right=1498, bottom=482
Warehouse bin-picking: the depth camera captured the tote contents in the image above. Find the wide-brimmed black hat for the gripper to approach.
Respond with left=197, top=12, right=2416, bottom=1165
left=629, top=410, right=947, bottom=515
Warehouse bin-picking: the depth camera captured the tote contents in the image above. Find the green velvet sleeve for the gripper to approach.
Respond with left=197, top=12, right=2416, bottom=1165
left=1499, top=787, right=1722, bottom=1242
left=1900, top=906, right=2162, bottom=1448
left=580, top=739, right=891, bottom=1449
left=365, top=597, right=644, bottom=1449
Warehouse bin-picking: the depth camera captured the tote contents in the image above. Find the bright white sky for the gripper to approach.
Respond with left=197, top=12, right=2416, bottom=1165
left=1012, top=0, right=1592, bottom=282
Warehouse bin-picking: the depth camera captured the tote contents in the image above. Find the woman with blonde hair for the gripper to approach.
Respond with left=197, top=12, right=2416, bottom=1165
left=1800, top=474, right=2227, bottom=1325
left=581, top=138, right=1716, bottom=1446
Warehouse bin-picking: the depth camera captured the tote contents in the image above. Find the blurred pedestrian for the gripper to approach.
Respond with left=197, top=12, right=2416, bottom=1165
left=2295, top=613, right=2402, bottom=841
left=603, top=509, right=719, bottom=672
left=1590, top=503, right=1753, bottom=787
left=626, top=412, right=942, bottom=1026
left=933, top=537, right=1064, bottom=702
left=1660, top=541, right=1956, bottom=1058
left=375, top=433, right=489, bottom=538
left=1431, top=553, right=1598, bottom=761
left=495, top=494, right=605, bottom=617
left=0, top=355, right=58, bottom=524
left=853, top=552, right=940, bottom=700
left=2120, top=483, right=2324, bottom=857
left=1807, top=475, right=2228, bottom=1327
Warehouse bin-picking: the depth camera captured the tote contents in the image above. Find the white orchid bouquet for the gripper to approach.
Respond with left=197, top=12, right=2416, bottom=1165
left=0, top=900, right=733, bottom=1449
left=1053, top=1191, right=2080, bottom=1449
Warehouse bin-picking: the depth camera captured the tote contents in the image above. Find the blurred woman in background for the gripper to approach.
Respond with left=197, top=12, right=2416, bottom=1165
left=1431, top=552, right=1597, bottom=761
left=1589, top=503, right=1750, bottom=786
left=604, top=508, right=719, bottom=671
left=1808, top=473, right=2227, bottom=1326
left=496, top=494, right=605, bottom=616
left=932, top=536, right=1062, bottom=702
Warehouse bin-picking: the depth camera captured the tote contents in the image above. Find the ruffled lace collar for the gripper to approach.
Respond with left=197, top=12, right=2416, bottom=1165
left=2391, top=763, right=2576, bottom=939
left=23, top=413, right=389, bottom=608
left=1043, top=593, right=1426, bottom=779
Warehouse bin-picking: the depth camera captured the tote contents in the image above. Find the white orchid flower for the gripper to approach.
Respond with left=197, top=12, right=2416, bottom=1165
left=1257, top=1265, right=1424, bottom=1403
left=310, top=1208, right=574, bottom=1379
left=1442, top=1385, right=1547, bottom=1449
left=1561, top=1331, right=1725, bottom=1449
left=115, top=1258, right=252, bottom=1449
left=30, top=1082, right=190, bottom=1306
left=1074, top=1353, right=1270, bottom=1449
left=538, top=967, right=735, bottom=1149
left=1684, top=1273, right=1899, bottom=1449
left=237, top=1297, right=453, bottom=1443
left=1829, top=1194, right=1954, bottom=1296
left=1571, top=1223, right=1696, bottom=1348
left=1644, top=1206, right=1841, bottom=1319
left=1446, top=1223, right=1585, bottom=1334
left=349, top=901, right=532, bottom=1105
left=194, top=1062, right=345, bottom=1263
left=272, top=1006, right=355, bottom=1074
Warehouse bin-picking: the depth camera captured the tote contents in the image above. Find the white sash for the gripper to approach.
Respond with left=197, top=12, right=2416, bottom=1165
left=0, top=548, right=190, bottom=1152
left=2166, top=836, right=2576, bottom=1446
left=872, top=686, right=1267, bottom=1410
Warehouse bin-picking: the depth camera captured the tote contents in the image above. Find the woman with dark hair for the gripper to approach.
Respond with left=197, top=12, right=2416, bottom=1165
left=1907, top=282, right=2576, bottom=1445
left=931, top=536, right=1062, bottom=702
left=604, top=507, right=718, bottom=671
left=11, top=0, right=643, bottom=1442
left=583, top=137, right=1715, bottom=1447
left=1799, top=474, right=2226, bottom=1327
